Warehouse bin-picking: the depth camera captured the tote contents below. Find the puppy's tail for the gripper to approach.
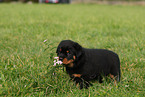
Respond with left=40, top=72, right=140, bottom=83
left=111, top=54, right=121, bottom=82
left=116, top=68, right=121, bottom=82
left=116, top=57, right=121, bottom=82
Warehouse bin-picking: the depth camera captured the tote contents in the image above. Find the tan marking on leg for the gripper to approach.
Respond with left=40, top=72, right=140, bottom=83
left=110, top=74, right=114, bottom=79
left=72, top=74, right=82, bottom=78
left=114, top=80, right=117, bottom=86
left=109, top=74, right=117, bottom=86
left=76, top=83, right=79, bottom=87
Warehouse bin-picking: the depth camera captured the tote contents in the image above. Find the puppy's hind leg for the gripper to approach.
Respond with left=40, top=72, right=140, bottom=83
left=110, top=64, right=121, bottom=83
left=98, top=76, right=103, bottom=83
left=110, top=71, right=120, bottom=82
left=109, top=73, right=120, bottom=86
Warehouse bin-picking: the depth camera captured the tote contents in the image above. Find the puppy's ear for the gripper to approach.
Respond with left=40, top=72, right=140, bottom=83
left=73, top=42, right=83, bottom=58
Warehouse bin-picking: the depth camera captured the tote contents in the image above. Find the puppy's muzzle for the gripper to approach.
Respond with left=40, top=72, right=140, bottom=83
left=59, top=57, right=63, bottom=61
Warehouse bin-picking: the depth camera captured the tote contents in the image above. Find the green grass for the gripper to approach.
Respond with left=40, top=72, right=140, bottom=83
left=0, top=3, right=145, bottom=96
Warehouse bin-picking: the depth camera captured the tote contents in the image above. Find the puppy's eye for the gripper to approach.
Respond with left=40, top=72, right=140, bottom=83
left=66, top=51, right=70, bottom=55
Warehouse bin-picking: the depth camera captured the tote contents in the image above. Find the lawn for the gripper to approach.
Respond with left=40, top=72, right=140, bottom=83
left=0, top=3, right=145, bottom=96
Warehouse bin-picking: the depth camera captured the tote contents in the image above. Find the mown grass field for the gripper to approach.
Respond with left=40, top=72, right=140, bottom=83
left=0, top=3, right=145, bottom=96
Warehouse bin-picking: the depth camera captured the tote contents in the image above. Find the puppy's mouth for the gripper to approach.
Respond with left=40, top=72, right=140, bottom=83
left=59, top=56, right=76, bottom=65
left=63, top=58, right=74, bottom=65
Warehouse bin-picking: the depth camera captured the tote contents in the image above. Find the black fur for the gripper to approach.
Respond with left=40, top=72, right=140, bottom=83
left=56, top=40, right=121, bottom=89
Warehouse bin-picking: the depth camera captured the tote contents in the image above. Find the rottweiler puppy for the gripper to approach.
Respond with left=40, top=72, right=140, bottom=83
left=56, top=40, right=121, bottom=89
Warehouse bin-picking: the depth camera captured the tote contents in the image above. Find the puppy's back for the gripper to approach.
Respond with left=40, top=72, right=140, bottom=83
left=83, top=48, right=120, bottom=78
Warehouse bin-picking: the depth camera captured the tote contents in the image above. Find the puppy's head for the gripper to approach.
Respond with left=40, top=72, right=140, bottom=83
left=56, top=40, right=82, bottom=67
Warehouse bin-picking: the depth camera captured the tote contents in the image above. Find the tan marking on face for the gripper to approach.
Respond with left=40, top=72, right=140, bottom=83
left=67, top=63, right=74, bottom=67
left=63, top=58, right=68, bottom=64
left=63, top=58, right=74, bottom=64
left=62, top=56, right=76, bottom=67
left=72, top=74, right=82, bottom=78
left=73, top=56, right=76, bottom=60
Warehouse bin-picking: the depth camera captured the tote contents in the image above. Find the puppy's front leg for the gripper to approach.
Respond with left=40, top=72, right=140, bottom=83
left=72, top=74, right=90, bottom=89
left=72, top=74, right=82, bottom=88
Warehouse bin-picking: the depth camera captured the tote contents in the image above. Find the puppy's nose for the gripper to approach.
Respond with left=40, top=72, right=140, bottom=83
left=59, top=57, right=63, bottom=61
